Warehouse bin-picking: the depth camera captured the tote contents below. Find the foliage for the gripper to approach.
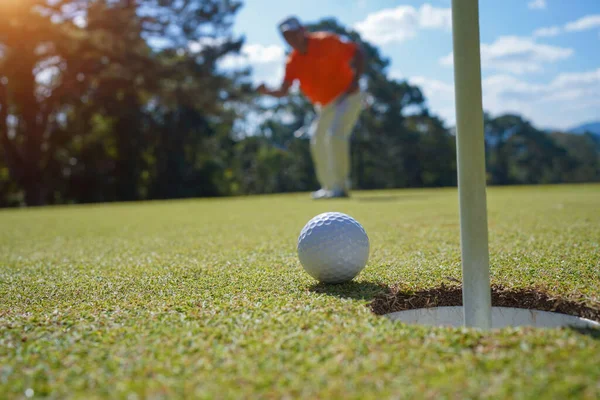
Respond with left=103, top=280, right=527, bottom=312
left=0, top=2, right=598, bottom=207
left=0, top=0, right=248, bottom=206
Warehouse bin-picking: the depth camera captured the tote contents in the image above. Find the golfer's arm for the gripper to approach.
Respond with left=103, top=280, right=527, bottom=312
left=351, top=44, right=365, bottom=80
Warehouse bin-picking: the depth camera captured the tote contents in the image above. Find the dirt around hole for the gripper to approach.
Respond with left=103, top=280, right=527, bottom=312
left=369, top=283, right=600, bottom=323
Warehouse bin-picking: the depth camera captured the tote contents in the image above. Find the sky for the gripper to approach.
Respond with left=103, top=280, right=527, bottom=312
left=225, top=0, right=600, bottom=130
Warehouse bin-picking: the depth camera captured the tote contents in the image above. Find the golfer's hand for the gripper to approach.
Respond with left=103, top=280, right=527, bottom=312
left=256, top=83, right=269, bottom=95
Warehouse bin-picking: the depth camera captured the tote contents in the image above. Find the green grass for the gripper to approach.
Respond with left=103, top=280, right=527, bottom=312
left=1, top=184, right=599, bottom=399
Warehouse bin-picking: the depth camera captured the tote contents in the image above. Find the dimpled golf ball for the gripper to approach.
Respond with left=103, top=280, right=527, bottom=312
left=297, top=212, right=370, bottom=284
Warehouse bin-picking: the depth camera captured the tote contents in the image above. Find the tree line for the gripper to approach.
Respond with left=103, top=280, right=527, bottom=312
left=1, top=0, right=598, bottom=207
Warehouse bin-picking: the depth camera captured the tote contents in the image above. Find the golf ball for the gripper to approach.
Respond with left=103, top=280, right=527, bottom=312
left=297, top=212, right=370, bottom=284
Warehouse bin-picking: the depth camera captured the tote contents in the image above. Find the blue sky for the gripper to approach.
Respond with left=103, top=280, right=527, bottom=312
left=225, top=0, right=600, bottom=130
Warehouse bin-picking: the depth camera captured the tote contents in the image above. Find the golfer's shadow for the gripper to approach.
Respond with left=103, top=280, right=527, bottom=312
left=354, top=195, right=402, bottom=203
left=568, top=327, right=600, bottom=340
left=354, top=194, right=430, bottom=203
left=308, top=281, right=390, bottom=301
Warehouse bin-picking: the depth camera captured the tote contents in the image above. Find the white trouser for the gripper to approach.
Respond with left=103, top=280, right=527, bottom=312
left=309, top=91, right=363, bottom=192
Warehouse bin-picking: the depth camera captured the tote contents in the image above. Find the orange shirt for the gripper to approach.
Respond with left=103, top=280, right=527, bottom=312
left=283, top=32, right=357, bottom=106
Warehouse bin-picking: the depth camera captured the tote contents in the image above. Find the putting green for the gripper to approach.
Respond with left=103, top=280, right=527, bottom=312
left=1, top=184, right=599, bottom=398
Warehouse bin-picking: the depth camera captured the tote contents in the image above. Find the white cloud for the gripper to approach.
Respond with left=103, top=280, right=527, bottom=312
left=409, top=76, right=455, bottom=123
left=354, top=7, right=419, bottom=44
left=440, top=36, right=573, bottom=74
left=545, top=68, right=600, bottom=101
left=489, top=69, right=600, bottom=104
left=528, top=0, right=547, bottom=10
left=219, top=44, right=285, bottom=86
left=532, top=14, right=600, bottom=38
left=389, top=70, right=405, bottom=80
left=354, top=3, right=451, bottom=45
left=406, top=68, right=600, bottom=129
left=418, top=4, right=452, bottom=29
left=411, top=77, right=454, bottom=96
left=188, top=37, right=227, bottom=53
left=484, top=69, right=600, bottom=128
left=220, top=44, right=284, bottom=67
left=564, top=14, right=600, bottom=32
left=533, top=26, right=561, bottom=37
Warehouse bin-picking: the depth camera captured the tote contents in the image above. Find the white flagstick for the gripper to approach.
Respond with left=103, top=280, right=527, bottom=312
left=451, top=0, right=492, bottom=329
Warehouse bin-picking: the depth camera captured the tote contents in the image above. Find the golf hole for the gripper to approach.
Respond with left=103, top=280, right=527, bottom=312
left=385, top=306, right=600, bottom=329
left=370, top=284, right=600, bottom=330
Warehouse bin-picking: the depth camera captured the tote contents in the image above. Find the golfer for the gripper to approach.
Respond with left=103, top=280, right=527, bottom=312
left=257, top=16, right=365, bottom=199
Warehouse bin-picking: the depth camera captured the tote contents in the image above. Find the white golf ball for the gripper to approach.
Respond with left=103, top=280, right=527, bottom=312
left=297, top=212, right=370, bottom=284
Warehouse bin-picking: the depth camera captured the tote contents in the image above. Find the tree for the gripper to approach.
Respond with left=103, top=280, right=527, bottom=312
left=3, top=6, right=597, bottom=208
left=0, top=0, right=85, bottom=205
left=550, top=131, right=600, bottom=183
left=485, top=114, right=580, bottom=185
left=0, top=0, right=248, bottom=205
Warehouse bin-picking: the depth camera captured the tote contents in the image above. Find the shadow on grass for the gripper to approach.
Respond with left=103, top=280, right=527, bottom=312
left=567, top=327, right=600, bottom=340
left=308, top=281, right=391, bottom=301
left=355, top=194, right=428, bottom=203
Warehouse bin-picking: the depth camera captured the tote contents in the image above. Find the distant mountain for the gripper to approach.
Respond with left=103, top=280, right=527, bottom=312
left=568, top=122, right=600, bottom=135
